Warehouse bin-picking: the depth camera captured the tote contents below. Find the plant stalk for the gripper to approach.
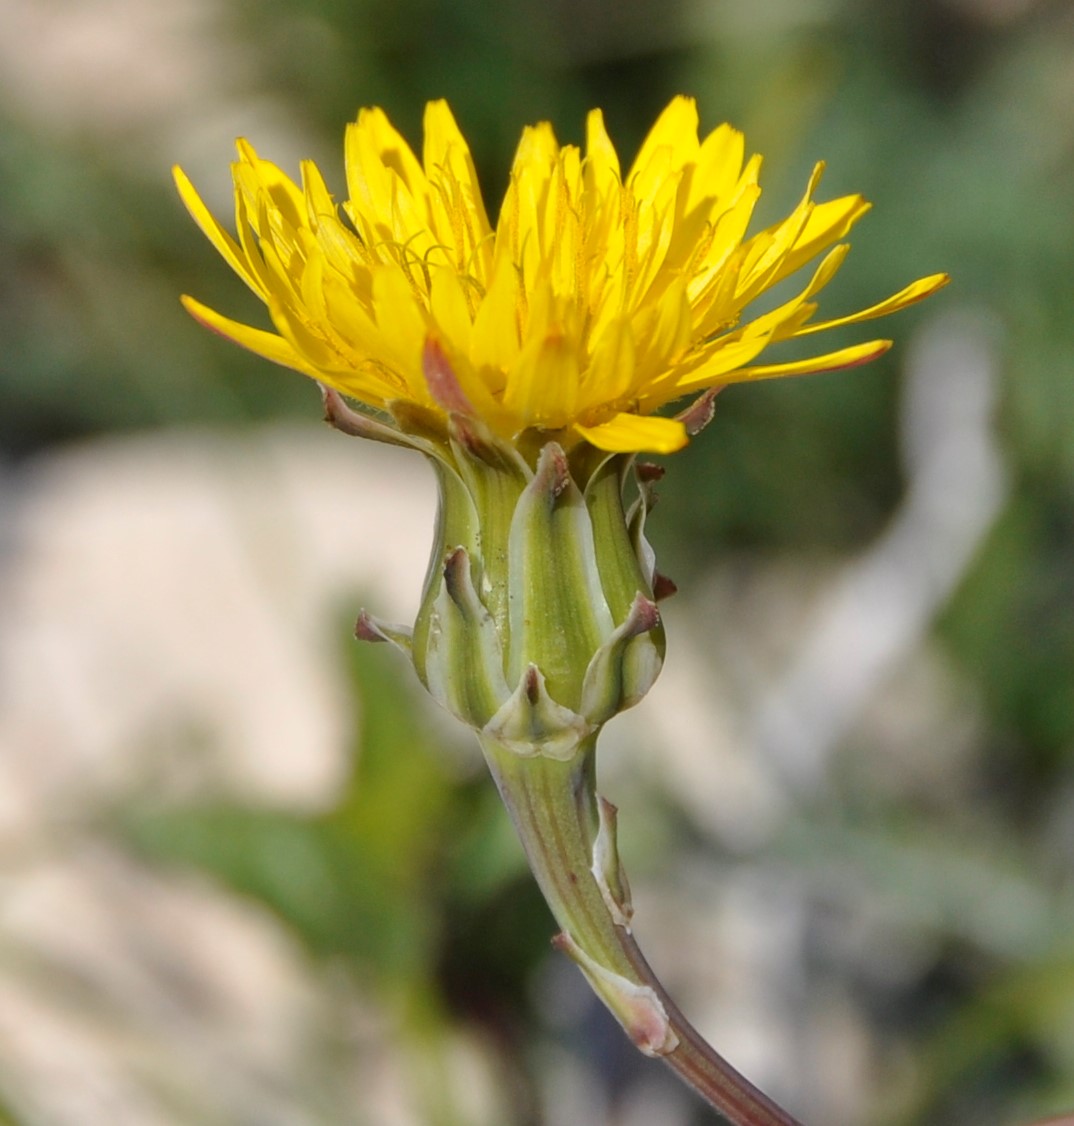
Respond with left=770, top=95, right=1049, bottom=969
left=480, top=734, right=803, bottom=1126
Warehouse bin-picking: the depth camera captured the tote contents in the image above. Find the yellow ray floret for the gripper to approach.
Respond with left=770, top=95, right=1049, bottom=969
left=175, top=96, right=948, bottom=455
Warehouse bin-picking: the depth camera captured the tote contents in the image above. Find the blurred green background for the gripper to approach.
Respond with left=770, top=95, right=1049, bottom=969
left=1, top=0, right=1073, bottom=1123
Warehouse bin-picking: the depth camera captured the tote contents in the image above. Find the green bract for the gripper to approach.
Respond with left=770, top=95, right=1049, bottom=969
left=346, top=376, right=668, bottom=754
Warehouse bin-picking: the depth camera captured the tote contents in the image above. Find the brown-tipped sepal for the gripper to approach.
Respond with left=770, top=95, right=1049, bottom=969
left=354, top=609, right=413, bottom=655
left=580, top=593, right=663, bottom=726
left=675, top=385, right=724, bottom=437
left=481, top=665, right=594, bottom=761
left=421, top=546, right=510, bottom=728
left=652, top=571, right=678, bottom=601
left=320, top=384, right=422, bottom=450
left=505, top=443, right=614, bottom=708
left=626, top=462, right=664, bottom=590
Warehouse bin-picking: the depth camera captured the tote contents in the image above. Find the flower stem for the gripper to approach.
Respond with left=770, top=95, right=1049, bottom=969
left=479, top=735, right=803, bottom=1126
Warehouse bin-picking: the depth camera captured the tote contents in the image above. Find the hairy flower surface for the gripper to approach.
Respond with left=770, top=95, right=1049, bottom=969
left=176, top=97, right=947, bottom=454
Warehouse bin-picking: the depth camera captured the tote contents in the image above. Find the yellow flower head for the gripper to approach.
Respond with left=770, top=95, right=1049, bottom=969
left=175, top=96, right=947, bottom=455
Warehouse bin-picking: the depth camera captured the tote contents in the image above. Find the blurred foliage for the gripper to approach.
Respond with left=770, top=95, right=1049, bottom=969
left=3, top=0, right=1074, bottom=1122
left=125, top=637, right=552, bottom=1123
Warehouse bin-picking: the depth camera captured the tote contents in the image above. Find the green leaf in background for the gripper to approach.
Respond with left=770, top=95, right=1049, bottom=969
left=123, top=627, right=536, bottom=1003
